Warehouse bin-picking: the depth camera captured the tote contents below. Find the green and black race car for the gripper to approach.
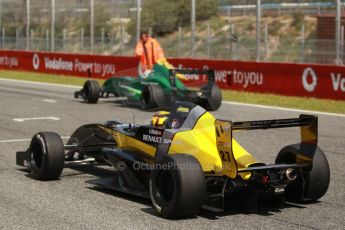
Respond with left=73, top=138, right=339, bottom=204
left=16, top=102, right=330, bottom=219
left=74, top=64, right=222, bottom=111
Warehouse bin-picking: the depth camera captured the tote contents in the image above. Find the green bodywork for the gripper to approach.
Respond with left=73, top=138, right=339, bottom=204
left=101, top=64, right=189, bottom=101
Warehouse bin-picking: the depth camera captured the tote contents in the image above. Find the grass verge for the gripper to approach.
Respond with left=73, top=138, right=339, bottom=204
left=0, top=70, right=105, bottom=86
left=0, top=70, right=344, bottom=114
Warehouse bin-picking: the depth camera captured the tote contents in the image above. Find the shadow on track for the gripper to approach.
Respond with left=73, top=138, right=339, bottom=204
left=51, top=163, right=309, bottom=220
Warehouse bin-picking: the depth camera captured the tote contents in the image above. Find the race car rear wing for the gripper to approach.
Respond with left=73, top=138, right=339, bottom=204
left=231, top=114, right=317, bottom=134
left=215, top=114, right=318, bottom=178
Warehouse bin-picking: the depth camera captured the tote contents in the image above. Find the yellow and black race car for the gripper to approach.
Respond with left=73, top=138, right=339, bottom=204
left=16, top=102, right=330, bottom=218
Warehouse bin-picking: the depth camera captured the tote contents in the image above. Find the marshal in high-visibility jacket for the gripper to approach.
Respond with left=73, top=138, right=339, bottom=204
left=135, top=32, right=165, bottom=72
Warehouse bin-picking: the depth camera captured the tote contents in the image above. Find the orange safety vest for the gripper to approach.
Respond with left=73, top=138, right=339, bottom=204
left=135, top=37, right=165, bottom=71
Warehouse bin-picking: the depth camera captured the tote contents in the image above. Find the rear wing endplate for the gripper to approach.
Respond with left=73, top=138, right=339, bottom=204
left=215, top=115, right=318, bottom=178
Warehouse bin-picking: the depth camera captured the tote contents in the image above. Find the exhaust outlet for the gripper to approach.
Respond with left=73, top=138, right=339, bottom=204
left=285, top=168, right=297, bottom=181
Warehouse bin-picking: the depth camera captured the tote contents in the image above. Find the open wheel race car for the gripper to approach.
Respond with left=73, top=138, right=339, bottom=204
left=16, top=102, right=330, bottom=218
left=74, top=64, right=222, bottom=111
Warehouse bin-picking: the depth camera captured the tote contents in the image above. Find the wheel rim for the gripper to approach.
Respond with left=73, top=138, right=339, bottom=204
left=154, top=170, right=175, bottom=207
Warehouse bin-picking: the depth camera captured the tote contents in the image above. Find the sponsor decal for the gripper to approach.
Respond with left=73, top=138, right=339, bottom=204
left=175, top=65, right=263, bottom=87
left=142, top=134, right=162, bottom=143
left=163, top=139, right=183, bottom=144
left=331, top=73, right=345, bottom=92
left=203, top=66, right=263, bottom=87
left=148, top=129, right=162, bottom=135
left=274, top=187, right=285, bottom=194
left=0, top=55, right=19, bottom=68
left=231, top=69, right=264, bottom=88
left=32, top=55, right=116, bottom=77
left=171, top=119, right=180, bottom=129
left=218, top=141, right=231, bottom=147
left=176, top=106, right=189, bottom=113
left=44, top=57, right=73, bottom=71
left=32, top=53, right=40, bottom=70
left=302, top=67, right=317, bottom=92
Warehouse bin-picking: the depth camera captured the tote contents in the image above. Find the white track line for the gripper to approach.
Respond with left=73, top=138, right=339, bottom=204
left=223, top=101, right=345, bottom=118
left=13, top=117, right=60, bottom=122
left=0, top=77, right=80, bottom=89
left=0, top=136, right=70, bottom=143
left=1, top=76, right=344, bottom=118
left=43, top=99, right=56, bottom=103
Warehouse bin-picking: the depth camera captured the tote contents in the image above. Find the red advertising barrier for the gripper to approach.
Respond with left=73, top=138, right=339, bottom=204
left=0, top=50, right=138, bottom=78
left=168, top=58, right=345, bottom=100
left=0, top=49, right=344, bottom=100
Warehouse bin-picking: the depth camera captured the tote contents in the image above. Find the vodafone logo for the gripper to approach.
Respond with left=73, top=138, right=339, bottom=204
left=32, top=54, right=40, bottom=70
left=302, top=67, right=317, bottom=92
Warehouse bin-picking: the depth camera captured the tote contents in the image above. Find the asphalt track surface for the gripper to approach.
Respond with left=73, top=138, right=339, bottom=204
left=0, top=78, right=344, bottom=230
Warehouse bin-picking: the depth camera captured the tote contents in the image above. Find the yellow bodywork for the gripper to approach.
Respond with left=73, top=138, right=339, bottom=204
left=104, top=128, right=157, bottom=159
left=103, top=110, right=261, bottom=180
left=168, top=112, right=259, bottom=179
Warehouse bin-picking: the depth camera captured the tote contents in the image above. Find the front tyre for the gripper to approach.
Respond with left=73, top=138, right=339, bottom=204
left=29, top=132, right=65, bottom=180
left=275, top=144, right=330, bottom=202
left=83, top=80, right=100, bottom=103
left=140, top=84, right=166, bottom=109
left=150, top=154, right=206, bottom=219
left=199, top=84, right=222, bottom=111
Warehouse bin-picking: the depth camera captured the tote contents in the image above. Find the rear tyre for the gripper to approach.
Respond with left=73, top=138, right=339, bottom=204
left=29, top=132, right=65, bottom=180
left=83, top=80, right=100, bottom=103
left=150, top=154, right=206, bottom=219
left=140, top=84, right=166, bottom=109
left=200, top=84, right=222, bottom=111
left=275, top=144, right=330, bottom=202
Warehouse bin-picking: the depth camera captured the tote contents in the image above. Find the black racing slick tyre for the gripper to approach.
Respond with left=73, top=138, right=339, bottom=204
left=200, top=84, right=222, bottom=111
left=150, top=154, right=206, bottom=219
left=141, top=84, right=165, bottom=109
left=83, top=80, right=100, bottom=103
left=29, top=132, right=65, bottom=180
left=275, top=144, right=330, bottom=202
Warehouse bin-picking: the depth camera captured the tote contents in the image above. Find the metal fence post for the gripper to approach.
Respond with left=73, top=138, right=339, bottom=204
left=2, top=28, right=4, bottom=48
left=26, top=0, right=30, bottom=50
left=0, top=0, right=2, bottom=31
left=46, top=29, right=49, bottom=50
left=341, top=25, right=344, bottom=64
left=301, top=24, right=305, bottom=63
left=30, top=29, right=33, bottom=50
left=207, top=22, right=211, bottom=58
left=0, top=0, right=2, bottom=36
left=120, top=22, right=124, bottom=55
left=229, top=22, right=233, bottom=59
left=178, top=26, right=182, bottom=57
left=264, top=23, right=268, bottom=60
left=81, top=27, right=84, bottom=50
left=90, top=0, right=94, bottom=53
left=232, top=23, right=238, bottom=60
left=336, top=0, right=341, bottom=65
left=136, top=0, right=141, bottom=42
left=63, top=28, right=67, bottom=50
left=16, top=28, right=19, bottom=49
left=256, top=0, right=261, bottom=62
left=191, top=0, right=196, bottom=58
left=51, top=0, right=55, bottom=51
left=101, top=27, right=105, bottom=52
left=227, top=7, right=231, bottom=19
